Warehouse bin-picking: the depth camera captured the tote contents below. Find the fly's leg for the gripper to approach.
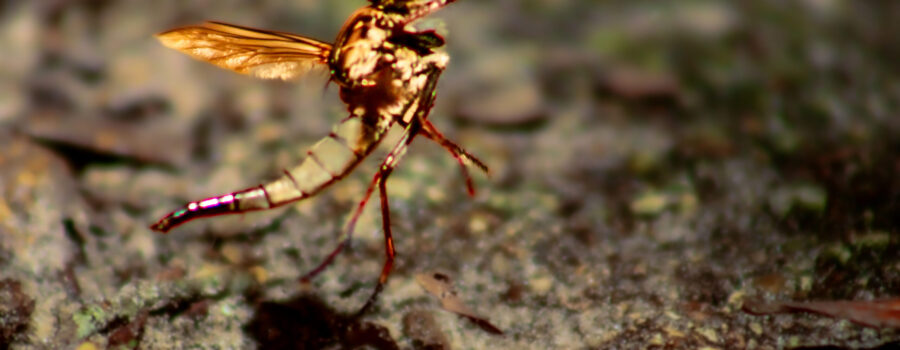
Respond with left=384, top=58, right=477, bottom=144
left=420, top=119, right=489, bottom=196
left=353, top=156, right=400, bottom=316
left=355, top=122, right=419, bottom=316
left=298, top=172, right=379, bottom=283
left=298, top=122, right=418, bottom=289
left=300, top=65, right=443, bottom=286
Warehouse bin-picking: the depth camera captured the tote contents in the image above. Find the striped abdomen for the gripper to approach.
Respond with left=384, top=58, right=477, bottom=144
left=150, top=115, right=385, bottom=233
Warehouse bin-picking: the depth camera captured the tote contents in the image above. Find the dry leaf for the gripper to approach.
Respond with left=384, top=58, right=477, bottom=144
left=415, top=272, right=504, bottom=335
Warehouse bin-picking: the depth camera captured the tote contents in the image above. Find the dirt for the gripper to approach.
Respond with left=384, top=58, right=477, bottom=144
left=1, top=0, right=898, bottom=349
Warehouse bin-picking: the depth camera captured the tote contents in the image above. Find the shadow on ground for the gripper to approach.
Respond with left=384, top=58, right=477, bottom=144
left=246, top=294, right=398, bottom=350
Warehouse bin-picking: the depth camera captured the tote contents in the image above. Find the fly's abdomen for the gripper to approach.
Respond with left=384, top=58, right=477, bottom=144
left=151, top=115, right=385, bottom=233
left=265, top=116, right=378, bottom=203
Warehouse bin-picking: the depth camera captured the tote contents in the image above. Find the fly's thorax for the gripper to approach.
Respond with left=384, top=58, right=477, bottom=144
left=329, top=4, right=450, bottom=127
left=340, top=50, right=442, bottom=129
left=328, top=6, right=447, bottom=88
left=329, top=8, right=396, bottom=87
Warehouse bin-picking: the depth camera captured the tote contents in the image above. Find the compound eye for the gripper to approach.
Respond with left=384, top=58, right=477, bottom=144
left=388, top=30, right=445, bottom=56
left=370, top=0, right=411, bottom=13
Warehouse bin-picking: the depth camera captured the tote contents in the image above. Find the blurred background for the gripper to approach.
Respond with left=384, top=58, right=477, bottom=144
left=1, top=0, right=898, bottom=348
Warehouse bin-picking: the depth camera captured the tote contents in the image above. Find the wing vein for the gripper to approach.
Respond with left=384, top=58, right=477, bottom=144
left=157, top=21, right=333, bottom=80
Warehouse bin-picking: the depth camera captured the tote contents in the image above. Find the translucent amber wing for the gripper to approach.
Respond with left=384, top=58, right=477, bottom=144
left=157, top=21, right=332, bottom=80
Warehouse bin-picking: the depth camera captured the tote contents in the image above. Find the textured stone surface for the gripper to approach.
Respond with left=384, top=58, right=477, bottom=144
left=1, top=0, right=899, bottom=349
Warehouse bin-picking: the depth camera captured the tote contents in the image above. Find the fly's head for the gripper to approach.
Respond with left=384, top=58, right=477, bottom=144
left=369, top=0, right=457, bottom=24
left=368, top=0, right=454, bottom=54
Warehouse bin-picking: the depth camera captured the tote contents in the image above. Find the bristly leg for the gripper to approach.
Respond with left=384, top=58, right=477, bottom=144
left=354, top=122, right=418, bottom=316
left=300, top=66, right=445, bottom=315
left=421, top=119, right=489, bottom=196
left=299, top=121, right=419, bottom=316
left=296, top=123, right=419, bottom=280
left=296, top=68, right=441, bottom=285
left=298, top=173, right=380, bottom=283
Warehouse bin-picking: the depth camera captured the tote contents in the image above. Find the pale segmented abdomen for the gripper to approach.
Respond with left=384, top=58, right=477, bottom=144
left=150, top=115, right=387, bottom=232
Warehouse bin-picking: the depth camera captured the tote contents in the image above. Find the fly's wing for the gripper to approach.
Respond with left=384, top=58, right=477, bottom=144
left=157, top=21, right=332, bottom=81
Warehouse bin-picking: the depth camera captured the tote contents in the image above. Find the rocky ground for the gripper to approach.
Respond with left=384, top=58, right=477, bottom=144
left=1, top=0, right=899, bottom=349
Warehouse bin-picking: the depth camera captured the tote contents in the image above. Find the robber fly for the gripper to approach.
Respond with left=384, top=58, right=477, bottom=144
left=151, top=0, right=488, bottom=314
